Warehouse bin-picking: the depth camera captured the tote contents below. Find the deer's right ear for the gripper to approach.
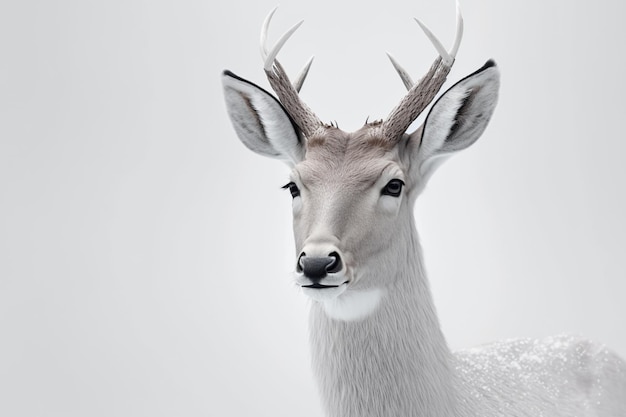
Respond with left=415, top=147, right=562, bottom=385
left=222, top=70, right=304, bottom=165
left=405, top=61, right=500, bottom=186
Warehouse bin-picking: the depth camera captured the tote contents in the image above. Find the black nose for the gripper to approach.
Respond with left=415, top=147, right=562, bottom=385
left=297, top=252, right=342, bottom=282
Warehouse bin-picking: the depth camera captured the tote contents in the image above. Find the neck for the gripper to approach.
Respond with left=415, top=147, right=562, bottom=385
left=308, top=228, right=458, bottom=417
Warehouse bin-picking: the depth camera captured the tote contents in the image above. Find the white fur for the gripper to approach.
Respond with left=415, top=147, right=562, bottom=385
left=320, top=287, right=384, bottom=321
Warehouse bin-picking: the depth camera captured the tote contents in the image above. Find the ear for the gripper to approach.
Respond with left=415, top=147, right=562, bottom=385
left=222, top=70, right=304, bottom=165
left=409, top=60, right=500, bottom=181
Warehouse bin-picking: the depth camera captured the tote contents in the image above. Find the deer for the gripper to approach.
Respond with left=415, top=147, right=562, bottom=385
left=221, top=4, right=626, bottom=416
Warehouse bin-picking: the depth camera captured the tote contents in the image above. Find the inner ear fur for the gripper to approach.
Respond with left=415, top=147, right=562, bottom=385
left=222, top=70, right=304, bottom=165
left=409, top=60, right=500, bottom=180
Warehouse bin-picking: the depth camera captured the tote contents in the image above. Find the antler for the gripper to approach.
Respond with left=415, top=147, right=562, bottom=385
left=261, top=7, right=323, bottom=138
left=382, top=1, right=464, bottom=142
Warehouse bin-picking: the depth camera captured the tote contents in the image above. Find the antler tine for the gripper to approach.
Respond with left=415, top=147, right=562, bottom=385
left=261, top=7, right=315, bottom=91
left=260, top=7, right=323, bottom=137
left=263, top=19, right=305, bottom=72
left=260, top=6, right=277, bottom=61
left=450, top=0, right=464, bottom=59
left=414, top=17, right=452, bottom=65
left=388, top=1, right=464, bottom=90
left=386, top=52, right=415, bottom=91
left=382, top=3, right=464, bottom=141
left=293, top=55, right=315, bottom=93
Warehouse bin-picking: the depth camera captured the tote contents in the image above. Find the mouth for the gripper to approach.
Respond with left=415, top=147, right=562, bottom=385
left=300, top=280, right=350, bottom=302
left=302, top=282, right=340, bottom=289
left=301, top=280, right=349, bottom=289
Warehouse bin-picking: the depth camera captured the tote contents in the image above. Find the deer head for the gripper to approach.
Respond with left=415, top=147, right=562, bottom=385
left=222, top=5, right=500, bottom=319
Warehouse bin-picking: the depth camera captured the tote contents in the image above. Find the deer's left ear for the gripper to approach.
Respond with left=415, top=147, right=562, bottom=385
left=222, top=70, right=304, bottom=166
left=408, top=60, right=500, bottom=182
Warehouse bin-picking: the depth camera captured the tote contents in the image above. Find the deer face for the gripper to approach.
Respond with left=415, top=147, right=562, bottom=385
left=287, top=127, right=410, bottom=302
left=222, top=7, right=499, bottom=319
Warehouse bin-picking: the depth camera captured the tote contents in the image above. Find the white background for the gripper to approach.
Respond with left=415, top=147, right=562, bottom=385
left=1, top=0, right=625, bottom=416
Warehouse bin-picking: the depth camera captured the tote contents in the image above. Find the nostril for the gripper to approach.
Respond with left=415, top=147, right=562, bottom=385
left=297, top=252, right=306, bottom=273
left=326, top=251, right=342, bottom=274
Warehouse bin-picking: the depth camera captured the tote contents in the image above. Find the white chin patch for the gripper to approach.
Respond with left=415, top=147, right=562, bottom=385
left=319, top=287, right=384, bottom=322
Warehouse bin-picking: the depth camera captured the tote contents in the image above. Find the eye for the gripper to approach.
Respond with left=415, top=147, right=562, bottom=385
left=281, top=182, right=300, bottom=198
left=381, top=179, right=404, bottom=197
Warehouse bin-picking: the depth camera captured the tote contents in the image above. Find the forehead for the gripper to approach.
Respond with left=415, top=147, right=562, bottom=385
left=295, top=125, right=401, bottom=184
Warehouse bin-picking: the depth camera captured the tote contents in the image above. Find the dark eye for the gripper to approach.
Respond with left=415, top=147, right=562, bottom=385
left=381, top=179, right=404, bottom=197
left=281, top=182, right=300, bottom=198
